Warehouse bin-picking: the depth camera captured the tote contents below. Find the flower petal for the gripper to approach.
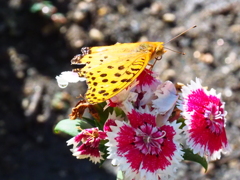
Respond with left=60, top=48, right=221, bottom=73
left=56, top=71, right=86, bottom=88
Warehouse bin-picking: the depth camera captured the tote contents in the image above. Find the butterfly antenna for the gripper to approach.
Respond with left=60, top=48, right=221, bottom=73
left=164, top=47, right=186, bottom=55
left=166, top=25, right=197, bottom=44
left=164, top=25, right=197, bottom=55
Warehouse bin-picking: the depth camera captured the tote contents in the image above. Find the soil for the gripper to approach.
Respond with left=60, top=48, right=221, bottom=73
left=1, top=0, right=240, bottom=180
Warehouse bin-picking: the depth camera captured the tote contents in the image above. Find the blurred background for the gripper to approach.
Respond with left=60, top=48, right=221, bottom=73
left=0, top=0, right=240, bottom=180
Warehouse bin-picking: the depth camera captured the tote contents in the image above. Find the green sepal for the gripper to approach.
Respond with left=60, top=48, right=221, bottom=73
left=91, top=102, right=114, bottom=130
left=54, top=119, right=93, bottom=137
left=117, top=171, right=124, bottom=180
left=177, top=117, right=186, bottom=129
left=183, top=148, right=208, bottom=172
left=98, top=140, right=109, bottom=167
left=81, top=102, right=126, bottom=131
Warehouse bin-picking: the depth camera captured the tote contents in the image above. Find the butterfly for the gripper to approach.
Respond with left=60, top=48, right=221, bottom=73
left=71, top=42, right=166, bottom=104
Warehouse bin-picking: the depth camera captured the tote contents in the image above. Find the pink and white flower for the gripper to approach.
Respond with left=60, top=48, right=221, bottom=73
left=67, top=127, right=107, bottom=164
left=134, top=69, right=161, bottom=93
left=152, top=81, right=179, bottom=127
left=104, top=112, right=123, bottom=132
left=105, top=81, right=138, bottom=114
left=105, top=70, right=178, bottom=119
left=178, top=78, right=230, bottom=160
left=106, top=108, right=183, bottom=180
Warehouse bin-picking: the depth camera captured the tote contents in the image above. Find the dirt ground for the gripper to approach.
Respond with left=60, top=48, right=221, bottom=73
left=1, top=0, right=240, bottom=180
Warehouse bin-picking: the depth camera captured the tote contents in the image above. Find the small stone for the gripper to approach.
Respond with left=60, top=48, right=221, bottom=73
left=77, top=1, right=89, bottom=10
left=199, top=53, right=214, bottom=64
left=118, top=4, right=127, bottom=14
left=229, top=159, right=239, bottom=169
left=16, top=71, right=24, bottom=79
left=72, top=11, right=86, bottom=23
left=193, top=51, right=201, bottom=58
left=230, top=24, right=240, bottom=33
left=98, top=6, right=109, bottom=16
left=150, top=2, right=163, bottom=15
left=217, top=38, right=224, bottom=46
left=66, top=24, right=87, bottom=49
left=225, top=52, right=237, bottom=64
left=74, top=40, right=84, bottom=48
left=138, top=36, right=149, bottom=42
left=37, top=114, right=47, bottom=123
left=224, top=87, right=233, bottom=97
left=59, top=26, right=67, bottom=34
left=163, top=13, right=176, bottom=23
left=22, top=98, right=29, bottom=109
left=89, top=28, right=104, bottom=41
left=194, top=51, right=214, bottom=64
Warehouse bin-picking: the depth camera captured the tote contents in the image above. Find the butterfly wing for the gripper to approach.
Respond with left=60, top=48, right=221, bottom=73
left=71, top=42, right=165, bottom=104
left=84, top=52, right=152, bottom=104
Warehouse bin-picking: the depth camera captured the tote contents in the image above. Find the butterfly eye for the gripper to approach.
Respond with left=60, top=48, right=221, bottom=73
left=156, top=47, right=166, bottom=56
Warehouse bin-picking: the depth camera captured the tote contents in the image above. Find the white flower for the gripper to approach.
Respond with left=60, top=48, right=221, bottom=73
left=56, top=71, right=85, bottom=88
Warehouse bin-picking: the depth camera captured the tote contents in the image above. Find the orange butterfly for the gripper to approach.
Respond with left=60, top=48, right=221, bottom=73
left=71, top=42, right=166, bottom=104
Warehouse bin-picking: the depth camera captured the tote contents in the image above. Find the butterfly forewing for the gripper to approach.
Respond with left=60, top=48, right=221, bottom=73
left=71, top=42, right=165, bottom=104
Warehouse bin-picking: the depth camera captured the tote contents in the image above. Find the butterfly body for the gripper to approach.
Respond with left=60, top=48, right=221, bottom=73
left=71, top=42, right=166, bottom=104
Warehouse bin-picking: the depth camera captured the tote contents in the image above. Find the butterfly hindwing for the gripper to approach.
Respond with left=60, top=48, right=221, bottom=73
left=83, top=52, right=152, bottom=104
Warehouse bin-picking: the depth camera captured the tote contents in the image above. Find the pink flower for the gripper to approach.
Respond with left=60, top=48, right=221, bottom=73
left=106, top=108, right=183, bottom=180
left=152, top=81, right=179, bottom=126
left=105, top=69, right=159, bottom=109
left=105, top=81, right=138, bottom=113
left=134, top=69, right=161, bottom=93
left=67, top=127, right=107, bottom=164
left=105, top=69, right=178, bottom=119
left=103, top=112, right=122, bottom=132
left=178, top=78, right=230, bottom=160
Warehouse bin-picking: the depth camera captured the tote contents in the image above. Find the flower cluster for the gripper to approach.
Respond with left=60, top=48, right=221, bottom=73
left=55, top=69, right=230, bottom=180
left=67, top=127, right=107, bottom=164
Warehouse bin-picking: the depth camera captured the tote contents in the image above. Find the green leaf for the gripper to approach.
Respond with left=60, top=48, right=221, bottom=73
left=54, top=119, right=93, bottom=136
left=183, top=148, right=208, bottom=172
left=30, top=3, right=44, bottom=13
left=82, top=117, right=96, bottom=127
left=30, top=1, right=53, bottom=13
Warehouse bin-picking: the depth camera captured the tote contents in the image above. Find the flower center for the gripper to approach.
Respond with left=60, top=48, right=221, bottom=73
left=81, top=128, right=99, bottom=143
left=204, top=102, right=224, bottom=134
left=134, top=123, right=166, bottom=155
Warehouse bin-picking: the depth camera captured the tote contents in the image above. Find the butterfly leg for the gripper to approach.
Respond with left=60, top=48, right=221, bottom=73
left=69, top=99, right=100, bottom=121
left=148, top=56, right=162, bottom=70
left=71, top=47, right=90, bottom=64
left=71, top=47, right=91, bottom=69
left=81, top=47, right=90, bottom=55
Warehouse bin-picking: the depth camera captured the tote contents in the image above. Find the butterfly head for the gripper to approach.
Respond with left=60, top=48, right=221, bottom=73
left=154, top=43, right=167, bottom=57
